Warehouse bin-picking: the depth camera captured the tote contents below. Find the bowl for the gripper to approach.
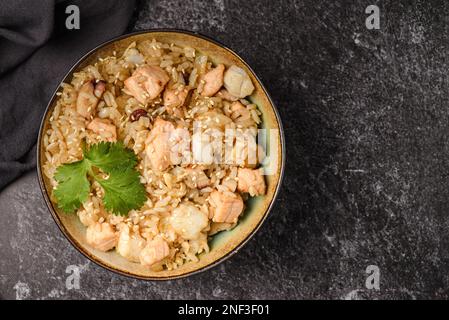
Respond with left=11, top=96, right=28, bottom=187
left=37, top=29, right=285, bottom=280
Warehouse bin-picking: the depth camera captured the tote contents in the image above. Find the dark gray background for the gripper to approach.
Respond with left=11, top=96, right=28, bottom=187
left=2, top=0, right=449, bottom=299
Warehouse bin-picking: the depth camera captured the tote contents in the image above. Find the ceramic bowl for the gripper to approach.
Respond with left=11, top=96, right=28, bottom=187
left=37, top=29, right=285, bottom=280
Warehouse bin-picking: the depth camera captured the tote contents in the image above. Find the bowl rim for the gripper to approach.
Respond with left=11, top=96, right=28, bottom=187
left=37, top=28, right=285, bottom=281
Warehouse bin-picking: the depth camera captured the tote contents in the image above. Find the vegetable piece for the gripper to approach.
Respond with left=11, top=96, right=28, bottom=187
left=116, top=225, right=146, bottom=262
left=97, top=168, right=147, bottom=216
left=53, top=141, right=146, bottom=216
left=53, top=160, right=90, bottom=213
left=223, top=65, right=254, bottom=98
left=84, top=141, right=137, bottom=172
left=170, top=203, right=209, bottom=240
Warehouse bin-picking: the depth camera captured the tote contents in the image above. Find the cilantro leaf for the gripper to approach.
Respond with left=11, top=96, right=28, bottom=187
left=53, top=141, right=147, bottom=216
left=97, top=168, right=147, bottom=216
left=53, top=160, right=90, bottom=213
left=84, top=141, right=137, bottom=172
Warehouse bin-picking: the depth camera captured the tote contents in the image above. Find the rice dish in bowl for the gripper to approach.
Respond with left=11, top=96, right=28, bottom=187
left=38, top=30, right=284, bottom=279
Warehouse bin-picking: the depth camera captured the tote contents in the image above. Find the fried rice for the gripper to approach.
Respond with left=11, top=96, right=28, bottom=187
left=42, top=38, right=266, bottom=271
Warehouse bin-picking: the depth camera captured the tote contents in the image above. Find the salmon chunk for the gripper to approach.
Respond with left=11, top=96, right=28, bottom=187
left=184, top=167, right=210, bottom=189
left=87, top=117, right=117, bottom=142
left=145, top=118, right=175, bottom=171
left=163, top=86, right=190, bottom=108
left=124, top=65, right=170, bottom=104
left=139, top=237, right=170, bottom=267
left=216, top=88, right=238, bottom=101
left=209, top=190, right=244, bottom=223
left=86, top=222, right=118, bottom=251
left=76, top=80, right=106, bottom=118
left=200, top=64, right=225, bottom=97
left=237, top=168, right=266, bottom=196
left=230, top=101, right=247, bottom=117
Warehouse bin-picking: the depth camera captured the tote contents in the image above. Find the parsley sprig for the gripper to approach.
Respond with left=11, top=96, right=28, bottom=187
left=53, top=141, right=147, bottom=216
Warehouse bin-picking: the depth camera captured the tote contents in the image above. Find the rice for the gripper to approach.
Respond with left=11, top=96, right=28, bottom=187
left=44, top=38, right=266, bottom=271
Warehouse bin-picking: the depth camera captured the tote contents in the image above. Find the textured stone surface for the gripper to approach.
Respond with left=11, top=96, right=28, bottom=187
left=2, top=0, right=449, bottom=299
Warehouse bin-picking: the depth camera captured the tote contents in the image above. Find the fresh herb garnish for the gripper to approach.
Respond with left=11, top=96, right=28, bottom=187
left=53, top=141, right=147, bottom=216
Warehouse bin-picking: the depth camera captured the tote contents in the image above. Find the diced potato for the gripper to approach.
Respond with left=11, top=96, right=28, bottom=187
left=170, top=203, right=209, bottom=240
left=116, top=225, right=146, bottom=262
left=223, top=65, right=254, bottom=98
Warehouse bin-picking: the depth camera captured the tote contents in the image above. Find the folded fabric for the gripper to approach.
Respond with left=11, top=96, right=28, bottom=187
left=0, top=0, right=136, bottom=190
